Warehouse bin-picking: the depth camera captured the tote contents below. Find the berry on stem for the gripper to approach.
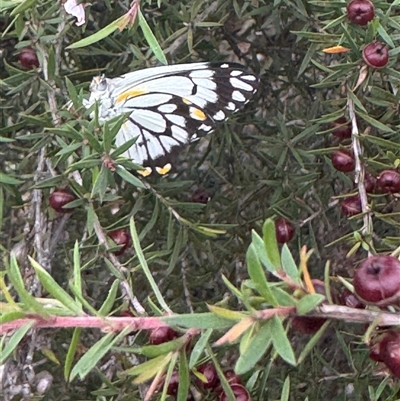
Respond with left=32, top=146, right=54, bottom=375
left=49, top=189, right=76, bottom=213
left=149, top=326, right=178, bottom=345
left=377, top=170, right=400, bottom=193
left=346, top=0, right=375, bottom=26
left=108, top=229, right=131, bottom=256
left=219, top=384, right=250, bottom=401
left=331, top=150, right=355, bottom=173
left=362, top=42, right=389, bottom=68
left=275, top=218, right=295, bottom=243
left=19, top=48, right=39, bottom=69
left=196, top=363, right=220, bottom=390
left=341, top=195, right=362, bottom=217
left=331, top=117, right=352, bottom=140
left=353, top=256, right=400, bottom=305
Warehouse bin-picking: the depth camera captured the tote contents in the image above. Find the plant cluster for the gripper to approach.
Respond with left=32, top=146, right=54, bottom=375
left=1, top=0, right=400, bottom=400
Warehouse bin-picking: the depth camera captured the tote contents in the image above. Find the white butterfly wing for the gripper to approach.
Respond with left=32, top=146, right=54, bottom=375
left=91, top=62, right=259, bottom=173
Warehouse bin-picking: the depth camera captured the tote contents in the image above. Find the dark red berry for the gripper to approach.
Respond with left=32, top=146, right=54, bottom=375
left=49, top=189, right=76, bottom=213
left=196, top=363, right=220, bottom=390
left=377, top=170, right=400, bottom=194
left=331, top=150, right=355, bottom=173
left=364, top=172, right=376, bottom=193
left=341, top=195, right=362, bottom=217
left=380, top=331, right=400, bottom=378
left=108, top=229, right=131, bottom=256
left=19, top=48, right=39, bottom=69
left=353, top=256, right=400, bottom=305
left=219, top=384, right=250, bottom=401
left=224, top=370, right=242, bottom=385
left=149, top=326, right=178, bottom=345
left=369, top=332, right=397, bottom=363
left=166, top=371, right=180, bottom=396
left=362, top=42, right=389, bottom=68
left=275, top=218, right=295, bottom=244
left=347, top=0, right=375, bottom=25
left=191, top=188, right=210, bottom=204
left=291, top=316, right=326, bottom=335
left=340, top=288, right=364, bottom=309
left=331, top=117, right=352, bottom=140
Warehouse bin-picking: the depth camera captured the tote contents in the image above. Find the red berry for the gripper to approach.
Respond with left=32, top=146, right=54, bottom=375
left=380, top=331, right=400, bottom=378
left=362, top=42, right=389, bottom=68
left=340, top=288, right=364, bottom=309
left=364, top=172, right=376, bottom=193
left=331, top=117, right=352, bottom=140
left=108, top=229, right=131, bottom=256
left=219, top=384, right=250, bottom=401
left=353, top=255, right=400, bottom=305
left=275, top=218, right=295, bottom=243
left=291, top=316, right=326, bottom=335
left=346, top=0, right=375, bottom=25
left=49, top=189, right=76, bottom=213
left=191, top=188, right=210, bottom=204
left=149, top=326, right=178, bottom=345
left=196, top=363, right=220, bottom=390
left=165, top=371, right=180, bottom=396
left=19, top=48, right=39, bottom=69
left=369, top=332, right=397, bottom=363
left=224, top=370, right=242, bottom=385
left=341, top=195, right=362, bottom=217
left=377, top=170, right=400, bottom=194
left=331, top=150, right=355, bottom=173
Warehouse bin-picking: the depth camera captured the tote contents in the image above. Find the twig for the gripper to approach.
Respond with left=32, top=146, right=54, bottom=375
left=347, top=92, right=373, bottom=246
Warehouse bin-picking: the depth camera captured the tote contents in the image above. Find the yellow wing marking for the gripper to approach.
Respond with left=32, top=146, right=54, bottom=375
left=116, top=89, right=148, bottom=104
left=190, top=107, right=207, bottom=121
left=138, top=167, right=152, bottom=177
left=155, top=163, right=172, bottom=175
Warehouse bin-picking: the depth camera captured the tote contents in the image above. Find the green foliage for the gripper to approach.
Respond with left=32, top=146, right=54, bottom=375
left=2, top=0, right=400, bottom=400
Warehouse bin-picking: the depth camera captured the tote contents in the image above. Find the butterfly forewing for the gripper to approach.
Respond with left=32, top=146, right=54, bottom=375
left=89, top=62, right=259, bottom=173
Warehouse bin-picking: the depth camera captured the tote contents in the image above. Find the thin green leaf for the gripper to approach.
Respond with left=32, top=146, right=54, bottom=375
left=98, top=280, right=120, bottom=316
left=0, top=172, right=23, bottom=185
left=66, top=15, right=125, bottom=49
left=296, top=294, right=326, bottom=315
left=116, top=166, right=146, bottom=188
left=138, top=9, right=167, bottom=65
left=29, top=257, right=83, bottom=316
left=8, top=255, right=50, bottom=317
left=246, top=244, right=278, bottom=306
left=162, top=313, right=233, bottom=330
left=235, top=321, right=272, bottom=374
left=0, top=321, right=34, bottom=364
left=70, top=326, right=132, bottom=380
left=64, top=328, right=81, bottom=380
left=189, top=329, right=213, bottom=369
left=263, top=219, right=281, bottom=269
left=270, top=315, right=296, bottom=366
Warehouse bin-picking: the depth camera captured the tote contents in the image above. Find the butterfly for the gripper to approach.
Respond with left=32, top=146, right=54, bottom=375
left=85, top=62, right=259, bottom=176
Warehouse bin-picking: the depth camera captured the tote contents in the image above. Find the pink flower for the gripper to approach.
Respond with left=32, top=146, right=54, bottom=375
left=64, top=0, right=86, bottom=27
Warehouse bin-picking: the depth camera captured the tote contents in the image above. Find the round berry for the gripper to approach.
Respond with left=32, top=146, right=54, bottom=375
left=108, top=229, right=131, bottom=256
left=331, top=117, right=352, bottom=140
left=291, top=316, right=326, bottom=335
left=380, top=331, right=400, bottom=378
left=19, top=48, right=39, bottom=69
left=341, top=195, right=362, bottom=217
left=49, top=189, right=76, bottom=213
left=377, top=170, right=400, bottom=194
left=219, top=384, right=250, bottom=401
left=347, top=0, right=375, bottom=26
left=353, top=255, right=400, bottom=305
left=196, top=363, right=220, bottom=390
left=275, top=218, right=295, bottom=244
left=331, top=150, right=355, bottom=173
left=340, top=288, right=364, bottom=309
left=149, top=326, right=178, bottom=345
left=191, top=188, right=210, bottom=204
left=362, top=42, right=389, bottom=69
left=364, top=172, right=376, bottom=193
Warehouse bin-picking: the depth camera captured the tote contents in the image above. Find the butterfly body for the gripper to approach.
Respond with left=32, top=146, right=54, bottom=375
left=86, top=62, right=259, bottom=174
